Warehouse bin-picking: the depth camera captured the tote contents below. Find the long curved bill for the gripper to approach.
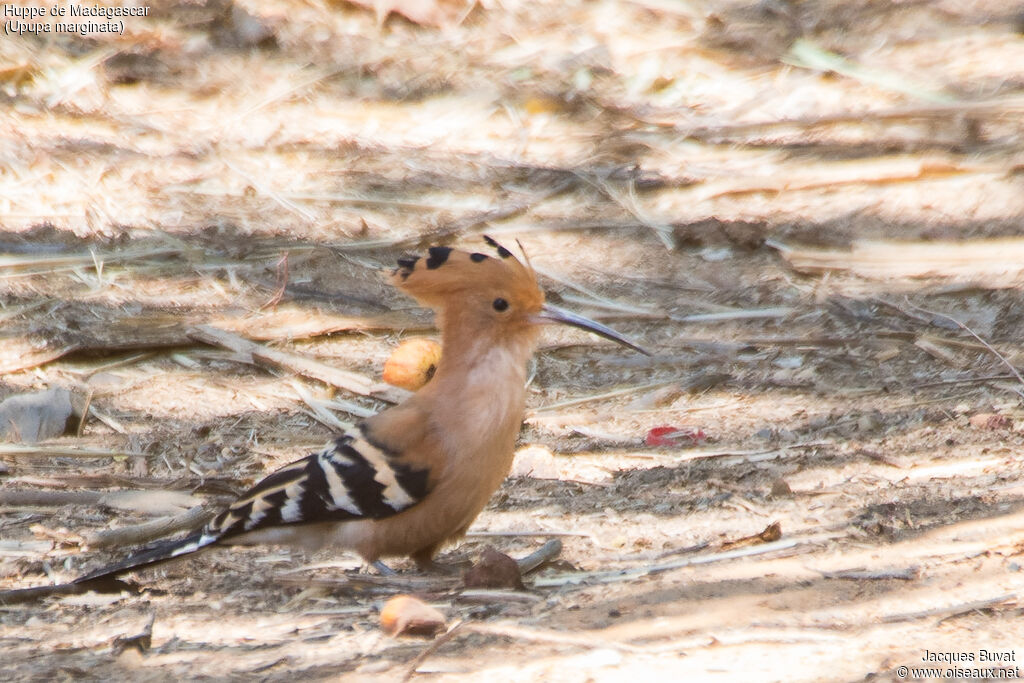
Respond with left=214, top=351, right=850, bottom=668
left=533, top=303, right=651, bottom=356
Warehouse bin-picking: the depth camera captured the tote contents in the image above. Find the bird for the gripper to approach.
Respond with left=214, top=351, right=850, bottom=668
left=73, top=237, right=648, bottom=584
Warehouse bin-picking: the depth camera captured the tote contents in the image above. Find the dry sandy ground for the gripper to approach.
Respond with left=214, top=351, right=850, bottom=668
left=2, top=0, right=1024, bottom=680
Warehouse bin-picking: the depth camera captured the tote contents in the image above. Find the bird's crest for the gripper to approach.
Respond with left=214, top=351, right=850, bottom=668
left=391, top=236, right=542, bottom=311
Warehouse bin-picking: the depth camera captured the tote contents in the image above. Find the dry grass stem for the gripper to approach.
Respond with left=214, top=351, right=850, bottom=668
left=529, top=380, right=673, bottom=414
left=0, top=247, right=180, bottom=275
left=0, top=445, right=144, bottom=459
left=533, top=265, right=656, bottom=316
left=771, top=238, right=1024, bottom=284
left=533, top=538, right=803, bottom=587
left=288, top=378, right=356, bottom=432
left=674, top=307, right=795, bottom=323
left=881, top=593, right=1017, bottom=624
left=785, top=39, right=955, bottom=104
left=83, top=504, right=214, bottom=549
left=668, top=97, right=1024, bottom=140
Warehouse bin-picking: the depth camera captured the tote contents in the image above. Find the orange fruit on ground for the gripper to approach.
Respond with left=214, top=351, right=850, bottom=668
left=382, top=338, right=442, bottom=391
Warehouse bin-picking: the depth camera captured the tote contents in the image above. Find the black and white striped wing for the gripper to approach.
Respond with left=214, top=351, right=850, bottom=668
left=74, top=427, right=430, bottom=584
left=208, top=429, right=432, bottom=539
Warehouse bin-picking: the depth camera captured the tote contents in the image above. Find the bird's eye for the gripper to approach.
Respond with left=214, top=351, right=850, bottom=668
left=492, top=298, right=509, bottom=312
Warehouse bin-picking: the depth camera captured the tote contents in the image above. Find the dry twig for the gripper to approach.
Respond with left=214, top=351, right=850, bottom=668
left=901, top=299, right=1024, bottom=398
left=812, top=566, right=919, bottom=581
left=187, top=324, right=408, bottom=403
left=0, top=490, right=103, bottom=506
left=534, top=538, right=803, bottom=587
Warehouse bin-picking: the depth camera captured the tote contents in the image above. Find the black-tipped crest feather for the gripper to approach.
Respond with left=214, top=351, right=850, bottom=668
left=483, top=235, right=513, bottom=259
left=425, top=246, right=452, bottom=269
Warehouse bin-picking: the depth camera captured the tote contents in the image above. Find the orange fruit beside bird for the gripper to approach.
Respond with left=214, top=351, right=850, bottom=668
left=382, top=338, right=442, bottom=391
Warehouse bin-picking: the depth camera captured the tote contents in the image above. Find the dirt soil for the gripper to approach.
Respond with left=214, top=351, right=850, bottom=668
left=2, top=0, right=1024, bottom=680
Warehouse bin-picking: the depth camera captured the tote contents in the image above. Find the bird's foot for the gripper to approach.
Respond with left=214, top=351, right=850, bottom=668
left=414, top=558, right=463, bottom=575
left=367, top=559, right=462, bottom=575
left=370, top=560, right=397, bottom=576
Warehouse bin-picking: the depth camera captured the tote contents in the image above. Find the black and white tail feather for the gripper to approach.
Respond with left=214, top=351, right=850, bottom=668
left=74, top=425, right=430, bottom=584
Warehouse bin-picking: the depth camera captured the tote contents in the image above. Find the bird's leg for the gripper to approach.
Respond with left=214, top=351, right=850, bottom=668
left=370, top=558, right=458, bottom=575
left=371, top=560, right=397, bottom=576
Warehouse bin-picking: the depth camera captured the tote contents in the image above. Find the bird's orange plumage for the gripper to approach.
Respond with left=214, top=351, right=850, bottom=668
left=317, top=243, right=548, bottom=566
left=69, top=238, right=644, bottom=584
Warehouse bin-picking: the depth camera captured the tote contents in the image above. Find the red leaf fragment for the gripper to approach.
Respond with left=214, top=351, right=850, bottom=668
left=645, top=425, right=706, bottom=447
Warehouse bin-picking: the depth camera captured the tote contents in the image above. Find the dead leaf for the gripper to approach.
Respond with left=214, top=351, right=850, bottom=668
left=463, top=547, right=524, bottom=590
left=111, top=613, right=155, bottom=654
left=969, top=413, right=1011, bottom=430
left=720, top=522, right=783, bottom=550
left=510, top=445, right=559, bottom=479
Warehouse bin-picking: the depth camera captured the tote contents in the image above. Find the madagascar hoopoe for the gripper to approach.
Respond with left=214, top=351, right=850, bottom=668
left=75, top=237, right=646, bottom=583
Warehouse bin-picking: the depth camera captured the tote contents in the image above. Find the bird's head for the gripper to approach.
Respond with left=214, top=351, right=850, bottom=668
left=391, top=237, right=648, bottom=357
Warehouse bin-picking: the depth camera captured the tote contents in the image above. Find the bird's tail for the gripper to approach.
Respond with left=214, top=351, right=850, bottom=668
left=73, top=529, right=220, bottom=585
